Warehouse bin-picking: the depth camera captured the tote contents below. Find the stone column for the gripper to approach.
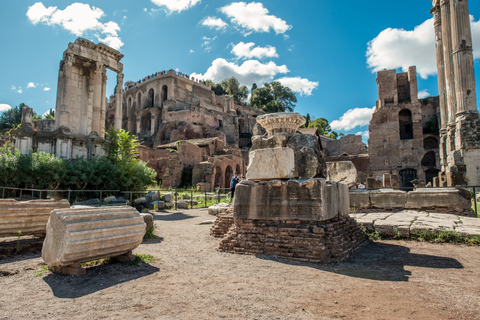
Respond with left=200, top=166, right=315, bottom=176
left=450, top=0, right=477, bottom=116
left=440, top=0, right=457, bottom=125
left=136, top=116, right=141, bottom=136
left=114, top=73, right=124, bottom=130
left=56, top=53, right=74, bottom=129
left=432, top=5, right=449, bottom=175
left=100, top=72, right=107, bottom=138
left=92, top=62, right=104, bottom=136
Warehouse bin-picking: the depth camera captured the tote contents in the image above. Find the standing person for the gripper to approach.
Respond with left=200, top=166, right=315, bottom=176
left=230, top=173, right=239, bottom=202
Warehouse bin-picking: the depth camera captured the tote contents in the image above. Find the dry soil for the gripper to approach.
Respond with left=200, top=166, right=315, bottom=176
left=1, top=208, right=480, bottom=320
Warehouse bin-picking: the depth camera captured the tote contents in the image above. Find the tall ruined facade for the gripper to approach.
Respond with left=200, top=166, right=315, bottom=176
left=431, top=0, right=480, bottom=186
left=368, top=67, right=441, bottom=189
left=12, top=38, right=124, bottom=160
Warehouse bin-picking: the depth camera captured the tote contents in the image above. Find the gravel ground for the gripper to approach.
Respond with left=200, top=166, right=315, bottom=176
left=1, top=208, right=480, bottom=320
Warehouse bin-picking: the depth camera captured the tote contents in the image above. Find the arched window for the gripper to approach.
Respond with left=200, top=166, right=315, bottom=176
left=423, top=137, right=439, bottom=150
left=141, top=111, right=152, bottom=136
left=148, top=88, right=154, bottom=108
left=214, top=166, right=222, bottom=188
left=225, top=166, right=233, bottom=188
left=137, top=92, right=142, bottom=109
left=399, top=168, right=417, bottom=190
left=425, top=168, right=440, bottom=185
left=421, top=151, right=436, bottom=167
left=162, top=85, right=168, bottom=105
left=399, top=109, right=413, bottom=140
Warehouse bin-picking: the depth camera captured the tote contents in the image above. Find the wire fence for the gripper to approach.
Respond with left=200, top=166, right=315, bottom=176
left=0, top=186, right=233, bottom=211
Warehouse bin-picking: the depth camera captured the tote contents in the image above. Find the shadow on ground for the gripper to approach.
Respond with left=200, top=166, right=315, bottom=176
left=151, top=210, right=200, bottom=221
left=43, top=262, right=159, bottom=299
left=258, top=241, right=463, bottom=282
left=0, top=238, right=44, bottom=263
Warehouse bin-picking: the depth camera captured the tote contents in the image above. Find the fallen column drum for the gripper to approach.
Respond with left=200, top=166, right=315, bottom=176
left=42, top=206, right=146, bottom=276
left=0, top=199, right=70, bottom=237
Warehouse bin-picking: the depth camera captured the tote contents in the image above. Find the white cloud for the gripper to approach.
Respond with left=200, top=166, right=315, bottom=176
left=276, top=76, right=318, bottom=96
left=367, top=16, right=480, bottom=79
left=27, top=82, right=36, bottom=88
left=10, top=85, right=16, bottom=90
left=189, top=49, right=195, bottom=53
left=330, top=107, right=375, bottom=131
left=17, top=88, right=23, bottom=94
left=44, top=87, right=51, bottom=91
left=43, top=109, right=55, bottom=117
left=418, top=89, right=430, bottom=99
left=26, top=2, right=123, bottom=49
left=231, top=42, right=278, bottom=59
left=191, top=58, right=289, bottom=88
left=220, top=2, right=291, bottom=35
left=202, top=17, right=227, bottom=30
left=97, top=36, right=124, bottom=50
left=150, top=0, right=201, bottom=13
left=366, top=18, right=435, bottom=79
left=355, top=131, right=370, bottom=140
left=0, top=104, right=12, bottom=112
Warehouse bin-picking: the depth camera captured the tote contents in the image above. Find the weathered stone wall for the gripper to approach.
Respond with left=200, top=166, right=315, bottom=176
left=368, top=67, right=440, bottom=188
left=219, top=216, right=366, bottom=263
left=210, top=213, right=234, bottom=238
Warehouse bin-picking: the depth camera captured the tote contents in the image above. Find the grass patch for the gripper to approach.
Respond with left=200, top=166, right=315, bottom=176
left=123, top=254, right=156, bottom=266
left=144, top=225, right=158, bottom=239
left=34, top=265, right=51, bottom=277
left=411, top=230, right=480, bottom=245
left=361, top=225, right=381, bottom=241
left=81, top=258, right=112, bottom=267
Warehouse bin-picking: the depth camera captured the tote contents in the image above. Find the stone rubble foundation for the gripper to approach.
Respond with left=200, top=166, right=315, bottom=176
left=210, top=213, right=234, bottom=238
left=219, top=216, right=366, bottom=263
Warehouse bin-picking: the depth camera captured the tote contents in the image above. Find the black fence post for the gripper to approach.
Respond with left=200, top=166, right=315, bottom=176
left=2, top=187, right=4, bottom=199
left=191, top=188, right=193, bottom=209
left=157, top=190, right=161, bottom=212
left=68, top=190, right=71, bottom=204
left=174, top=188, right=177, bottom=210
left=474, top=186, right=478, bottom=217
left=204, top=191, right=207, bottom=208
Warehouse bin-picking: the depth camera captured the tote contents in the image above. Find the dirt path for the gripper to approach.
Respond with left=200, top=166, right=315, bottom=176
left=1, top=208, right=480, bottom=319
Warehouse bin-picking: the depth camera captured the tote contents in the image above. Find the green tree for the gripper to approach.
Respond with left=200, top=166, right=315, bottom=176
left=44, top=109, right=55, bottom=120
left=105, top=126, right=140, bottom=164
left=251, top=83, right=257, bottom=93
left=308, top=117, right=331, bottom=135
left=0, top=103, right=25, bottom=130
left=251, top=81, right=297, bottom=113
left=305, top=113, right=311, bottom=128
left=220, top=77, right=248, bottom=104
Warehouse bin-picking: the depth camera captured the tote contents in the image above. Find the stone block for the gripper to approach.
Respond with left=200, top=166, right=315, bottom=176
left=354, top=212, right=396, bottom=231
left=0, top=199, right=70, bottom=237
left=374, top=211, right=427, bottom=237
left=287, top=134, right=326, bottom=179
left=177, top=201, right=189, bottom=209
left=145, top=191, right=161, bottom=204
left=234, top=179, right=348, bottom=222
left=42, top=206, right=145, bottom=274
left=349, top=190, right=370, bottom=209
left=103, top=196, right=116, bottom=204
left=369, top=189, right=407, bottom=209
left=165, top=202, right=174, bottom=208
left=405, top=188, right=474, bottom=214
left=162, top=193, right=173, bottom=202
left=246, top=148, right=295, bottom=180
left=326, top=161, right=357, bottom=188
left=134, top=197, right=147, bottom=205
left=140, top=213, right=154, bottom=231
left=208, top=203, right=232, bottom=216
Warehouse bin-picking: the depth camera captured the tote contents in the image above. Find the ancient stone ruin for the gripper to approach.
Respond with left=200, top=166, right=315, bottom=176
left=219, top=113, right=365, bottom=263
left=431, top=0, right=480, bottom=186
left=368, top=66, right=441, bottom=189
left=42, top=206, right=145, bottom=276
left=11, top=38, right=124, bottom=160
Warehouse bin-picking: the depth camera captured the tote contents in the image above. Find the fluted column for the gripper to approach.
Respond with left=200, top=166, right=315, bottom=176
left=114, top=73, right=124, bottom=130
left=450, top=0, right=477, bottom=116
left=440, top=0, right=457, bottom=125
left=92, top=62, right=104, bottom=135
left=56, top=53, right=74, bottom=129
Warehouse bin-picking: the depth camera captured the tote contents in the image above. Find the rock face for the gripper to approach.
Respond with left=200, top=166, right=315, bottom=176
left=326, top=161, right=358, bottom=188
left=247, top=148, right=295, bottom=180
left=0, top=199, right=70, bottom=237
left=234, top=179, right=349, bottom=221
left=247, top=134, right=326, bottom=181
left=42, top=206, right=145, bottom=275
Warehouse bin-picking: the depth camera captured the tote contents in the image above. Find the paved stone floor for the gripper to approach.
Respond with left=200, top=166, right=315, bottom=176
left=351, top=211, right=480, bottom=237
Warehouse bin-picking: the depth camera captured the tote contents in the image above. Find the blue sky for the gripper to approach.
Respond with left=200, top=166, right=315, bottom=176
left=1, top=1, right=480, bottom=143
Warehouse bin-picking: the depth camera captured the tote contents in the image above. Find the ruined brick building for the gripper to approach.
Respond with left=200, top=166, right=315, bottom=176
left=368, top=67, right=441, bottom=189
left=107, top=69, right=262, bottom=149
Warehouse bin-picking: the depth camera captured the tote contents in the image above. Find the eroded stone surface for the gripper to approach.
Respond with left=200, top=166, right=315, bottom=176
left=246, top=148, right=295, bottom=180
left=234, top=179, right=349, bottom=222
left=327, top=161, right=358, bottom=188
